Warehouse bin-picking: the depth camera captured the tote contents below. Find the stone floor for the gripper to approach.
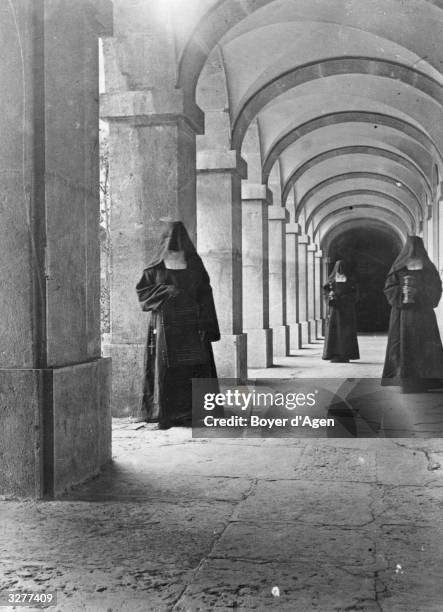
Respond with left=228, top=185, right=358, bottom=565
left=1, top=336, right=443, bottom=611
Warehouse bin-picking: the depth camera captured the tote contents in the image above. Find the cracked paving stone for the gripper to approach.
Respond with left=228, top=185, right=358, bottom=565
left=376, top=447, right=443, bottom=486
left=115, top=440, right=305, bottom=479
left=294, top=445, right=376, bottom=482
left=1, top=424, right=443, bottom=611
left=375, top=524, right=443, bottom=611
left=66, top=465, right=253, bottom=503
left=372, top=485, right=443, bottom=525
left=210, top=523, right=375, bottom=569
left=174, top=558, right=377, bottom=612
left=0, top=501, right=232, bottom=568
left=234, top=480, right=374, bottom=526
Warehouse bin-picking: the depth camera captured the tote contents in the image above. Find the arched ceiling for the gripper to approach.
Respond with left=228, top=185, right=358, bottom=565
left=316, top=208, right=409, bottom=245
left=300, top=178, right=420, bottom=227
left=188, top=0, right=443, bottom=244
left=322, top=219, right=403, bottom=259
left=268, top=129, right=434, bottom=189
left=307, top=193, right=417, bottom=237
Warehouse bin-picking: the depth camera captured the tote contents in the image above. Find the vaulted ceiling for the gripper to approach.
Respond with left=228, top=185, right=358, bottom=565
left=178, top=0, right=443, bottom=247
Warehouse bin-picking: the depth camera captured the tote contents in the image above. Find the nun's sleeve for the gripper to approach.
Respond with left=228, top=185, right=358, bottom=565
left=419, top=267, right=442, bottom=309
left=383, top=272, right=403, bottom=308
left=196, top=271, right=221, bottom=342
left=136, top=268, right=180, bottom=312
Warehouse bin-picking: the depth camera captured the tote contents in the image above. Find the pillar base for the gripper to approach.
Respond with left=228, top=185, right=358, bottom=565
left=308, top=320, right=317, bottom=342
left=272, top=325, right=290, bottom=356
left=299, top=321, right=310, bottom=346
left=316, top=319, right=325, bottom=339
left=0, top=359, right=111, bottom=499
left=245, top=328, right=273, bottom=368
left=288, top=323, right=302, bottom=351
left=213, top=334, right=247, bottom=381
left=103, top=343, right=145, bottom=418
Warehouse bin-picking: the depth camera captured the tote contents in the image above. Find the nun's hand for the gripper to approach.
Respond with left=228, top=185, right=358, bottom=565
left=168, top=285, right=181, bottom=298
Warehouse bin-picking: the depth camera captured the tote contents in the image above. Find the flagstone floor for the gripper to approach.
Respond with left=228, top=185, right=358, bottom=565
left=1, top=335, right=443, bottom=611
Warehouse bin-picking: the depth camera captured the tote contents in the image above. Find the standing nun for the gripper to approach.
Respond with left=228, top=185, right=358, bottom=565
left=322, top=259, right=360, bottom=363
left=136, top=220, right=220, bottom=428
left=382, top=235, right=443, bottom=392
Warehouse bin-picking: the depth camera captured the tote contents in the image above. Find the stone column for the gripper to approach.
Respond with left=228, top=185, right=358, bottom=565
left=0, top=1, right=112, bottom=498
left=101, top=8, right=204, bottom=415
left=268, top=207, right=290, bottom=356
left=297, top=235, right=310, bottom=345
left=436, top=199, right=443, bottom=336
left=307, top=244, right=317, bottom=342
left=241, top=183, right=273, bottom=367
left=197, top=150, right=248, bottom=380
left=286, top=223, right=302, bottom=350
left=314, top=250, right=325, bottom=338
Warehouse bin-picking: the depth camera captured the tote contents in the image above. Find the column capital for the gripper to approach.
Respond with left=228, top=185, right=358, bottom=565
left=269, top=207, right=289, bottom=222
left=298, top=234, right=310, bottom=244
left=197, top=149, right=248, bottom=179
left=427, top=204, right=433, bottom=220
left=307, top=243, right=317, bottom=252
left=285, top=222, right=301, bottom=234
left=241, top=182, right=273, bottom=203
left=315, top=249, right=323, bottom=258
left=100, top=91, right=205, bottom=134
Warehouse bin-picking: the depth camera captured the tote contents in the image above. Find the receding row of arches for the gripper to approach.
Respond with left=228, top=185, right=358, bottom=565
left=98, top=0, right=443, bottom=415
left=3, top=0, right=443, bottom=496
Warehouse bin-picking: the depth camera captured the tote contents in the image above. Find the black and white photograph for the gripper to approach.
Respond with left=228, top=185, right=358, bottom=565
left=1, top=0, right=443, bottom=610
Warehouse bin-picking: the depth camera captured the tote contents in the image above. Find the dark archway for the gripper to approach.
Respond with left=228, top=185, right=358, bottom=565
left=328, top=227, right=402, bottom=332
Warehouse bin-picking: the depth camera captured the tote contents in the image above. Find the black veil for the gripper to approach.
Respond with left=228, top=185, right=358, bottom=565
left=327, top=260, right=356, bottom=284
left=145, top=221, right=202, bottom=269
left=388, top=235, right=435, bottom=274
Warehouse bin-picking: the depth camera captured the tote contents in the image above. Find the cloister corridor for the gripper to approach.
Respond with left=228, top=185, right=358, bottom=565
left=3, top=0, right=443, bottom=610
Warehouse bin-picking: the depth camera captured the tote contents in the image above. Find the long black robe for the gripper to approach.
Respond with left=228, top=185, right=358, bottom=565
left=382, top=236, right=443, bottom=388
left=322, top=261, right=360, bottom=361
left=136, top=222, right=220, bottom=426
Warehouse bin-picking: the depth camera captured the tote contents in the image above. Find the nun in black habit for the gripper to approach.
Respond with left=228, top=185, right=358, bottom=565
left=322, top=260, right=360, bottom=362
left=382, top=235, right=443, bottom=392
left=136, top=221, right=220, bottom=428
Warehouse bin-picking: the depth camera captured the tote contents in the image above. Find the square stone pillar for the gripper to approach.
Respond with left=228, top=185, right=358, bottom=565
left=307, top=244, right=317, bottom=342
left=285, top=223, right=302, bottom=350
left=197, top=150, right=248, bottom=380
left=315, top=250, right=325, bottom=338
left=0, top=1, right=112, bottom=498
left=241, top=183, right=273, bottom=367
left=297, top=235, right=310, bottom=345
left=100, top=25, right=205, bottom=416
left=269, top=207, right=290, bottom=356
left=437, top=199, right=443, bottom=337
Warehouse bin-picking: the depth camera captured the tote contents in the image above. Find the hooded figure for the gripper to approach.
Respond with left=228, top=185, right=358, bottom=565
left=136, top=221, right=220, bottom=428
left=382, top=235, right=443, bottom=392
left=322, top=260, right=360, bottom=362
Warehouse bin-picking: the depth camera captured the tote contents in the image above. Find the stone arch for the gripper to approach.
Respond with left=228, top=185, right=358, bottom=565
left=176, top=0, right=443, bottom=99
left=292, top=172, right=424, bottom=222
left=306, top=192, right=417, bottom=236
left=271, top=146, right=432, bottom=197
left=321, top=217, right=404, bottom=254
left=196, top=44, right=232, bottom=150
left=315, top=207, right=409, bottom=244
left=262, top=111, right=442, bottom=180
left=232, top=58, right=443, bottom=148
